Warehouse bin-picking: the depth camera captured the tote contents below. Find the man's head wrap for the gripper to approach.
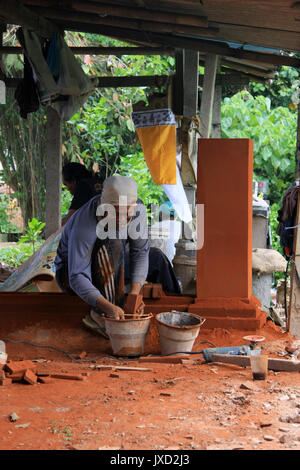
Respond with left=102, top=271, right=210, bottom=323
left=100, top=174, right=138, bottom=207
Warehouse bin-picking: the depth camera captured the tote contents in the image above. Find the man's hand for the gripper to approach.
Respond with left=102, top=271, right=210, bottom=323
left=96, top=296, right=125, bottom=320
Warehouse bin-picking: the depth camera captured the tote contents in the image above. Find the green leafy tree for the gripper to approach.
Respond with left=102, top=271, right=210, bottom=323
left=18, top=217, right=45, bottom=252
left=0, top=194, right=19, bottom=233
left=249, top=65, right=300, bottom=110
left=117, top=152, right=166, bottom=210
left=221, top=90, right=297, bottom=204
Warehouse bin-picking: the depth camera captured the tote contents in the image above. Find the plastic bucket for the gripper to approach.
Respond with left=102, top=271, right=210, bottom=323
left=104, top=314, right=152, bottom=357
left=155, top=311, right=206, bottom=355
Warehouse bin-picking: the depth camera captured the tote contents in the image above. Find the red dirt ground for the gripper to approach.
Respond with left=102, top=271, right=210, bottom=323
left=1, top=319, right=300, bottom=451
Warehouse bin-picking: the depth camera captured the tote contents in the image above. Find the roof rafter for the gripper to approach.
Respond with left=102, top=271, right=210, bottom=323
left=0, top=0, right=61, bottom=37
left=23, top=0, right=209, bottom=28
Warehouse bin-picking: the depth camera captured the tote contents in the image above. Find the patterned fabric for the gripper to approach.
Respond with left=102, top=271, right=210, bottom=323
left=91, top=238, right=125, bottom=311
left=131, top=108, right=176, bottom=128
left=131, top=108, right=177, bottom=185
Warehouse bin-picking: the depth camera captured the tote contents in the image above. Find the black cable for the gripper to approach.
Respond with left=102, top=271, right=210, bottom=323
left=2, top=339, right=217, bottom=362
left=2, top=338, right=129, bottom=363
left=145, top=341, right=217, bottom=358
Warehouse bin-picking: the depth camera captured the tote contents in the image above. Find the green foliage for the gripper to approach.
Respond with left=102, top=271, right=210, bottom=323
left=269, top=202, right=288, bottom=284
left=221, top=90, right=297, bottom=204
left=250, top=66, right=300, bottom=109
left=117, top=152, right=166, bottom=209
left=269, top=202, right=282, bottom=254
left=0, top=194, right=19, bottom=233
left=0, top=243, right=42, bottom=267
left=18, top=218, right=45, bottom=252
left=61, top=186, right=73, bottom=217
left=62, top=32, right=174, bottom=181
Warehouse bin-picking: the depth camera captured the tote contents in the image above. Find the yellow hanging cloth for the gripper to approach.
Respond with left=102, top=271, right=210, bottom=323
left=132, top=109, right=177, bottom=185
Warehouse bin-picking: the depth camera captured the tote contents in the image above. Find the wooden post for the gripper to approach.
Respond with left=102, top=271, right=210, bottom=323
left=211, top=58, right=222, bottom=138
left=287, top=103, right=300, bottom=337
left=172, top=49, right=184, bottom=116
left=199, top=54, right=218, bottom=138
left=181, top=48, right=199, bottom=186
left=45, top=106, right=62, bottom=239
left=181, top=50, right=199, bottom=237
left=183, top=49, right=199, bottom=118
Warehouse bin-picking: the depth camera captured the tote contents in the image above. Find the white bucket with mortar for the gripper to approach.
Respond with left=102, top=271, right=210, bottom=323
left=155, top=311, right=206, bottom=355
left=104, top=314, right=152, bottom=357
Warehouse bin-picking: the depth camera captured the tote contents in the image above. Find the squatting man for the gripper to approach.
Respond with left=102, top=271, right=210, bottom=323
left=54, top=175, right=149, bottom=329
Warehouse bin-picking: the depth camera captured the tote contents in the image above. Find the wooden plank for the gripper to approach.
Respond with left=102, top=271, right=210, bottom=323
left=70, top=0, right=207, bottom=17
left=22, top=0, right=208, bottom=26
left=198, top=0, right=299, bottom=33
left=0, top=46, right=175, bottom=56
left=0, top=0, right=61, bottom=38
left=38, top=0, right=209, bottom=28
left=221, top=58, right=275, bottom=79
left=27, top=4, right=215, bottom=36
left=211, top=354, right=300, bottom=372
left=4, top=75, right=170, bottom=88
left=4, top=73, right=252, bottom=90
left=211, top=22, right=300, bottom=54
left=76, top=23, right=300, bottom=67
left=199, top=54, right=218, bottom=138
left=45, top=106, right=62, bottom=239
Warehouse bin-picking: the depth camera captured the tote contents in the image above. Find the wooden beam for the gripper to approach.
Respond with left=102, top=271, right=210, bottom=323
left=210, top=22, right=300, bottom=55
left=221, top=58, right=275, bottom=79
left=199, top=54, right=218, bottom=138
left=108, top=0, right=206, bottom=16
left=221, top=68, right=270, bottom=84
left=23, top=0, right=208, bottom=28
left=0, top=0, right=61, bottom=38
left=28, top=6, right=218, bottom=38
left=54, top=21, right=300, bottom=68
left=0, top=46, right=175, bottom=56
left=45, top=106, right=62, bottom=239
left=4, top=73, right=252, bottom=89
left=4, top=75, right=169, bottom=88
left=199, top=56, right=275, bottom=82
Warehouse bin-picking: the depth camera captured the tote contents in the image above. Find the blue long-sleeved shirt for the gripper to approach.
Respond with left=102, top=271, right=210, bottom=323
left=54, top=195, right=150, bottom=307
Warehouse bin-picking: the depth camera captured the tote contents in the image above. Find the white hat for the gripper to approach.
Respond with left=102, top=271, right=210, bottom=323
left=100, top=174, right=138, bottom=206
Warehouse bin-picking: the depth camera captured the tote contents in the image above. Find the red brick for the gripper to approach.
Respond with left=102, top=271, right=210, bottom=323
left=124, top=294, right=143, bottom=315
left=23, top=369, right=37, bottom=385
left=76, top=351, right=87, bottom=360
left=6, top=371, right=24, bottom=382
left=139, top=356, right=186, bottom=364
left=5, top=360, right=36, bottom=376
left=0, top=377, right=12, bottom=386
left=50, top=374, right=85, bottom=381
left=151, top=285, right=163, bottom=299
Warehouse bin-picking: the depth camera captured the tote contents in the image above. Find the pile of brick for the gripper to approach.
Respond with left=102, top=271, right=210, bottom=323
left=0, top=360, right=87, bottom=386
left=0, top=360, right=39, bottom=385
